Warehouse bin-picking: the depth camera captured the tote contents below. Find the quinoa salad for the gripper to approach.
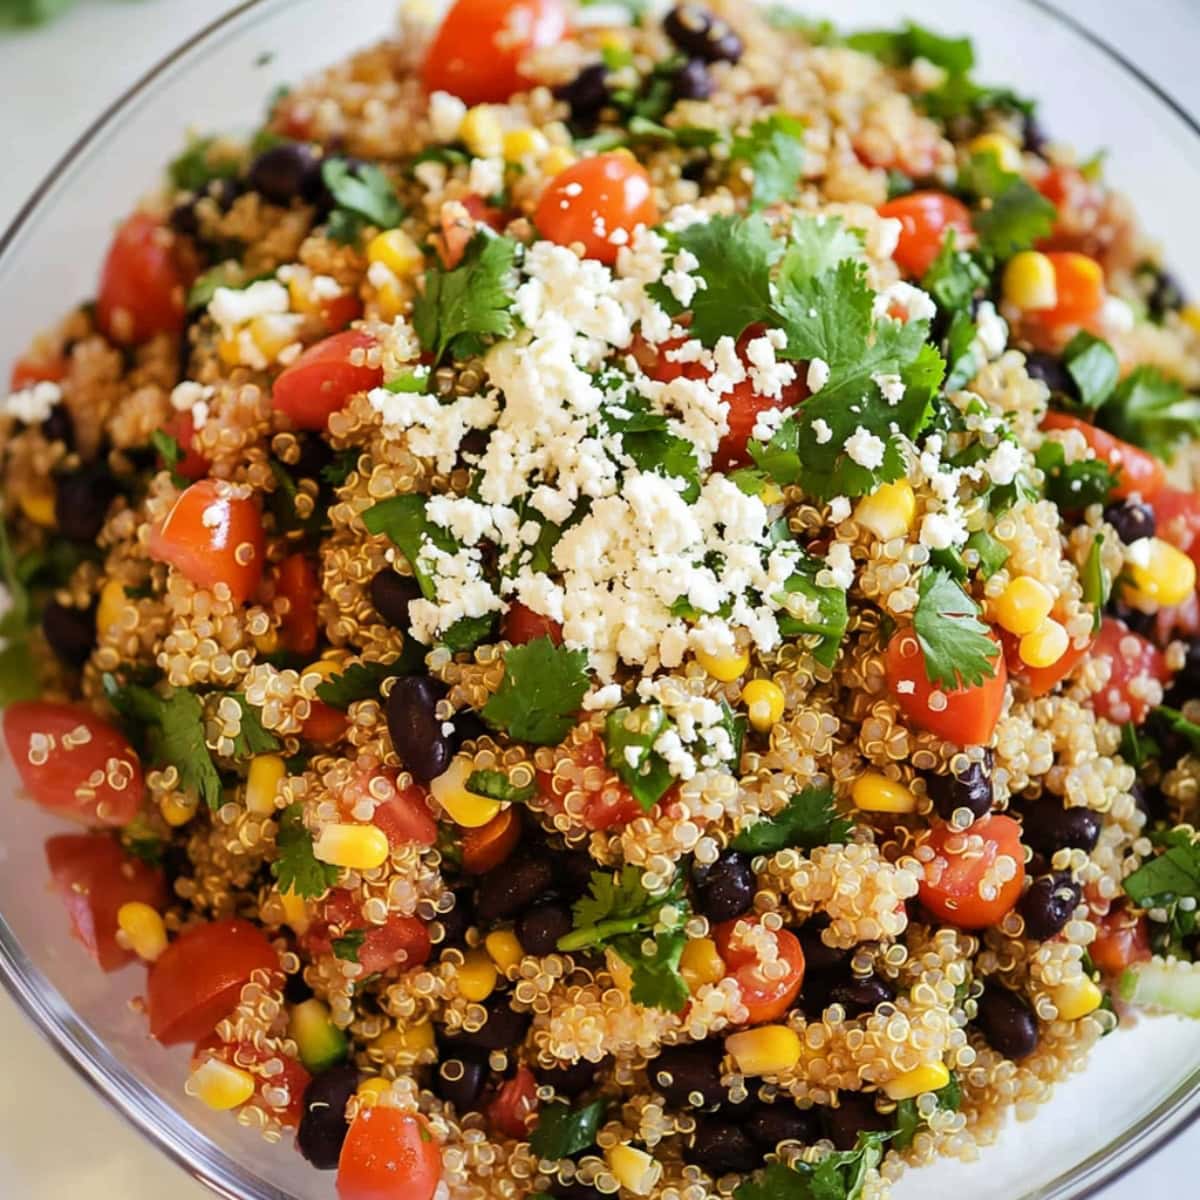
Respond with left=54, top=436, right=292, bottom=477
left=4, top=2, right=1200, bottom=1198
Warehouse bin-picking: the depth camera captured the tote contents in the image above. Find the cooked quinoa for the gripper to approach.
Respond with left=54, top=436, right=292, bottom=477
left=4, top=3, right=1200, bottom=1199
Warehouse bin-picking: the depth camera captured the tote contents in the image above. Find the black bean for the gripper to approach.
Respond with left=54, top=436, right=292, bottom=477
left=536, top=1056, right=603, bottom=1098
left=370, top=570, right=422, bottom=632
left=475, top=854, right=555, bottom=922
left=40, top=403, right=74, bottom=447
left=1019, top=873, right=1081, bottom=941
left=435, top=887, right=475, bottom=948
left=1018, top=802, right=1101, bottom=856
left=746, top=1104, right=820, bottom=1149
left=283, top=971, right=314, bottom=1005
left=247, top=141, right=325, bottom=206
left=1023, top=351, right=1074, bottom=397
left=681, top=158, right=709, bottom=183
left=795, top=916, right=850, bottom=974
left=828, top=973, right=895, bottom=1017
left=685, top=1116, right=761, bottom=1174
left=1103, top=500, right=1156, bottom=545
left=824, top=1094, right=889, bottom=1151
left=691, top=849, right=756, bottom=923
left=662, top=4, right=743, bottom=63
left=54, top=466, right=118, bottom=542
left=434, top=1052, right=489, bottom=1111
left=673, top=58, right=714, bottom=100
left=1141, top=263, right=1186, bottom=322
left=926, top=752, right=993, bottom=822
left=296, top=1064, right=359, bottom=1169
left=41, top=600, right=95, bottom=668
left=452, top=707, right=488, bottom=748
left=552, top=1184, right=605, bottom=1200
left=649, top=1041, right=727, bottom=1109
left=975, top=982, right=1039, bottom=1060
left=1021, top=113, right=1048, bottom=155
left=554, top=63, right=610, bottom=120
left=385, top=675, right=453, bottom=782
left=454, top=996, right=531, bottom=1051
left=554, top=849, right=596, bottom=898
left=294, top=433, right=335, bottom=481
left=1165, top=643, right=1200, bottom=707
left=517, top=902, right=573, bottom=955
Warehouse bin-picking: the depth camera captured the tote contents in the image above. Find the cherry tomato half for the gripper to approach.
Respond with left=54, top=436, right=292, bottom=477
left=535, top=153, right=658, bottom=265
left=917, top=814, right=1027, bottom=929
left=147, top=918, right=279, bottom=1044
left=10, top=355, right=66, bottom=390
left=159, top=412, right=211, bottom=482
left=713, top=919, right=806, bottom=1025
left=337, top=1107, right=441, bottom=1200
left=502, top=601, right=562, bottom=645
left=1090, top=616, right=1170, bottom=725
left=193, top=1034, right=312, bottom=1126
left=307, top=890, right=432, bottom=976
left=148, top=479, right=265, bottom=605
left=1154, top=486, right=1200, bottom=576
left=486, top=1065, right=539, bottom=1138
left=302, top=700, right=350, bottom=746
left=461, top=806, right=521, bottom=874
left=45, top=834, right=167, bottom=971
left=276, top=553, right=321, bottom=657
left=369, top=780, right=439, bottom=849
left=1089, top=907, right=1152, bottom=976
left=885, top=627, right=1007, bottom=746
left=272, top=330, right=383, bottom=432
left=537, top=734, right=645, bottom=831
left=4, top=701, right=143, bottom=827
left=1040, top=411, right=1164, bottom=500
left=96, top=213, right=188, bottom=344
left=878, top=191, right=973, bottom=279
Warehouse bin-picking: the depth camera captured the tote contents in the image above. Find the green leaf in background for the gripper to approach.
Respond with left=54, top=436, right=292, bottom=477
left=0, top=0, right=78, bottom=28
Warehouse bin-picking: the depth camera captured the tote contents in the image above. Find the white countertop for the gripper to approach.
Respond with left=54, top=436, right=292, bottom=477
left=1, top=1, right=1197, bottom=1197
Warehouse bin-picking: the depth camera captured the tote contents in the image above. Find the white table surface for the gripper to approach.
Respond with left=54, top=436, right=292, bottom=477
left=1, top=1, right=1198, bottom=1197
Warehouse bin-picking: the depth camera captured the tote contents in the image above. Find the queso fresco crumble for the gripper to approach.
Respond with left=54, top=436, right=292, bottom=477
left=4, top=2, right=1200, bottom=1199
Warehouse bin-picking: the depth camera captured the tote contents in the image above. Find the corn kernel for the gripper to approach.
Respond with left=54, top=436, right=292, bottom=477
left=1019, top=618, right=1069, bottom=668
left=680, top=937, right=725, bottom=992
left=599, top=29, right=630, bottom=52
left=431, top=756, right=503, bottom=827
left=246, top=754, right=286, bottom=816
left=367, top=228, right=423, bottom=278
left=162, top=791, right=199, bottom=827
left=1123, top=537, right=1197, bottom=609
left=541, top=146, right=577, bottom=176
left=249, top=313, right=300, bottom=359
left=967, top=131, right=1023, bottom=174
left=883, top=1060, right=951, bottom=1100
left=725, top=1025, right=802, bottom=1075
left=993, top=575, right=1054, bottom=636
left=459, top=949, right=499, bottom=1001
left=1181, top=304, right=1200, bottom=335
left=371, top=1021, right=435, bottom=1061
left=742, top=678, right=786, bottom=732
left=1053, top=976, right=1103, bottom=1020
left=485, top=929, right=524, bottom=970
left=18, top=487, right=56, bottom=528
left=313, top=823, right=390, bottom=871
left=188, top=1058, right=256, bottom=1111
left=759, top=482, right=785, bottom=505
left=606, top=1145, right=662, bottom=1196
left=96, top=579, right=128, bottom=635
left=854, top=479, right=916, bottom=541
left=852, top=772, right=917, bottom=814
left=461, top=105, right=503, bottom=158
left=356, top=1077, right=391, bottom=1107
left=117, top=901, right=167, bottom=962
left=695, top=646, right=751, bottom=683
left=301, top=658, right=342, bottom=684
left=216, top=335, right=242, bottom=367
left=280, top=888, right=310, bottom=935
left=1003, top=250, right=1058, bottom=310
left=374, top=279, right=406, bottom=321
left=502, top=128, right=549, bottom=163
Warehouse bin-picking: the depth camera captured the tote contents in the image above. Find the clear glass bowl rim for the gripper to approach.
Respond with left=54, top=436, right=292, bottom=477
left=0, top=1, right=1198, bottom=1198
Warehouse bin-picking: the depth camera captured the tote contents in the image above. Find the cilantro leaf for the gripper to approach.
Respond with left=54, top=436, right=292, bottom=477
left=529, top=1100, right=607, bottom=1160
left=942, top=309, right=982, bottom=393
left=320, top=448, right=361, bottom=487
left=315, top=650, right=426, bottom=709
left=778, top=215, right=863, bottom=287
left=1124, top=836, right=1200, bottom=910
left=845, top=22, right=973, bottom=73
left=1098, top=366, right=1200, bottom=459
left=1151, top=705, right=1200, bottom=754
left=961, top=152, right=1056, bottom=259
left=1120, top=720, right=1160, bottom=769
left=272, top=801, right=339, bottom=899
left=921, top=230, right=987, bottom=316
left=412, top=230, right=519, bottom=362
left=1034, top=439, right=1118, bottom=509
left=732, top=785, right=851, bottom=855
left=320, top=159, right=405, bottom=243
left=0, top=521, right=40, bottom=706
left=774, top=555, right=850, bottom=667
left=1063, top=331, right=1120, bottom=410
left=482, top=636, right=590, bottom=745
left=229, top=694, right=280, bottom=755
left=618, top=423, right=701, bottom=501
left=912, top=568, right=999, bottom=690
left=734, top=1131, right=890, bottom=1200
left=169, top=136, right=240, bottom=193
left=465, top=768, right=536, bottom=805
left=605, top=706, right=675, bottom=811
left=1082, top=533, right=1109, bottom=633
left=892, top=1072, right=960, bottom=1151
left=362, top=494, right=455, bottom=600
left=332, top=929, right=367, bottom=962
left=731, top=113, right=806, bottom=210
left=626, top=928, right=689, bottom=1012
left=150, top=429, right=188, bottom=488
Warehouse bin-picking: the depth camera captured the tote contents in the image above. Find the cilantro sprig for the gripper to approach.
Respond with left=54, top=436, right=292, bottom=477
left=959, top=151, right=1056, bottom=260
left=605, top=705, right=675, bottom=811
left=1123, top=829, right=1200, bottom=957
left=528, top=1099, right=607, bottom=1161
left=730, top=113, right=806, bottom=210
left=1081, top=533, right=1109, bottom=634
left=912, top=569, right=999, bottom=690
left=465, top=768, right=536, bottom=805
left=731, top=785, right=851, bottom=855
left=1096, top=366, right=1200, bottom=459
left=272, top=802, right=339, bottom=899
left=321, top=158, right=405, bottom=244
left=773, top=553, right=850, bottom=666
left=733, top=1131, right=890, bottom=1200
left=482, top=636, right=590, bottom=746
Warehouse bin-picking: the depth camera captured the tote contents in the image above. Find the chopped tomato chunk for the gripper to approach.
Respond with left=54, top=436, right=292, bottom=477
left=337, top=1107, right=441, bottom=1200
left=159, top=412, right=211, bottom=481
left=878, top=191, right=972, bottom=278
left=272, top=330, right=383, bottom=432
left=502, top=601, right=563, bottom=646
left=306, top=890, right=432, bottom=976
left=1089, top=907, right=1152, bottom=975
left=1041, top=411, right=1164, bottom=500
left=462, top=807, right=521, bottom=874
left=713, top=918, right=806, bottom=1025
left=918, top=814, right=1026, bottom=929
left=1089, top=616, right=1170, bottom=725
left=1154, top=486, right=1200, bottom=576
left=96, top=213, right=188, bottom=343
left=10, top=355, right=66, bottom=389
left=486, top=1065, right=538, bottom=1138
left=276, top=553, right=321, bottom=657
left=368, top=779, right=439, bottom=849
left=537, top=734, right=645, bottom=831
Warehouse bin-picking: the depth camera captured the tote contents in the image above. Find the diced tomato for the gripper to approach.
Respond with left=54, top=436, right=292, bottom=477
left=302, top=700, right=349, bottom=745
left=1089, top=907, right=1152, bottom=976
left=536, top=734, right=645, bottom=831
left=502, top=602, right=562, bottom=646
left=486, top=1065, right=538, bottom=1139
left=10, top=355, right=66, bottom=389
left=917, top=814, right=1026, bottom=929
left=1040, top=411, right=1164, bottom=500
left=461, top=807, right=521, bottom=874
left=148, top=478, right=265, bottom=604
left=1089, top=616, right=1170, bottom=725
left=1004, top=626, right=1094, bottom=697
left=45, top=834, right=167, bottom=971
left=337, top=1107, right=441, bottom=1200
left=369, top=780, right=439, bottom=849
left=276, top=553, right=321, bottom=657
left=1029, top=251, right=1106, bottom=328
left=1035, top=165, right=1106, bottom=252
left=96, top=213, right=188, bottom=343
left=306, top=890, right=432, bottom=976
left=885, top=627, right=1007, bottom=746
left=159, top=412, right=210, bottom=481
left=1154, top=487, right=1200, bottom=575
left=147, top=919, right=280, bottom=1044
left=437, top=195, right=510, bottom=270
left=318, top=289, right=364, bottom=333
left=421, top=0, right=567, bottom=106
left=535, top=153, right=658, bottom=265
left=193, top=1034, right=312, bottom=1125
left=878, top=191, right=973, bottom=278
left=4, top=702, right=143, bottom=827
left=713, top=919, right=805, bottom=1025
left=272, top=330, right=383, bottom=432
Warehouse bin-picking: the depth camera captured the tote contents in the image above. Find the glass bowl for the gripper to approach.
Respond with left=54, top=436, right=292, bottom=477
left=1, top=1, right=1198, bottom=1198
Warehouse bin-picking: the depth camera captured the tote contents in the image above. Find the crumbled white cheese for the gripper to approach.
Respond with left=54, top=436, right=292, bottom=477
left=845, top=427, right=886, bottom=470
left=821, top=542, right=856, bottom=590
left=874, top=281, right=937, bottom=323
left=468, top=157, right=504, bottom=198
left=812, top=417, right=833, bottom=444
left=751, top=404, right=789, bottom=444
left=208, top=280, right=289, bottom=332
left=983, top=439, right=1024, bottom=486
left=919, top=509, right=967, bottom=550
left=582, top=683, right=624, bottom=711
left=428, top=91, right=468, bottom=142
left=872, top=372, right=905, bottom=405
left=806, top=357, right=830, bottom=394
left=828, top=495, right=851, bottom=523
left=3, top=380, right=60, bottom=424
left=744, top=332, right=797, bottom=400
left=974, top=301, right=1008, bottom=360
left=1101, top=296, right=1135, bottom=334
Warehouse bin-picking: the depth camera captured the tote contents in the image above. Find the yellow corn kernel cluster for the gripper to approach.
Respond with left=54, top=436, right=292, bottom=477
left=854, top=479, right=916, bottom=542
left=459, top=949, right=499, bottom=1001
left=249, top=313, right=300, bottom=359
left=541, top=145, right=577, bottom=176
left=725, top=1025, right=802, bottom=1075
left=280, top=887, right=310, bottom=935
left=1019, top=618, right=1069, bottom=668
left=967, top=131, right=1023, bottom=173
left=883, top=1060, right=951, bottom=1101
left=431, top=756, right=503, bottom=827
left=1123, top=537, right=1196, bottom=609
left=356, top=1077, right=392, bottom=1107
left=19, top=487, right=55, bottom=528
left=161, top=791, right=199, bottom=827
left=992, top=575, right=1054, bottom=635
left=117, top=901, right=167, bottom=962
left=502, top=128, right=549, bottom=163
left=485, top=929, right=523, bottom=970
left=1003, top=249, right=1057, bottom=310
left=606, top=1145, right=662, bottom=1196
left=188, top=1058, right=256, bottom=1111
left=97, top=578, right=127, bottom=634
left=461, top=105, right=503, bottom=157
left=742, top=678, right=785, bottom=732
left=852, top=772, right=917, bottom=814
left=371, top=1021, right=435, bottom=1060
left=1053, top=976, right=1103, bottom=1020
left=680, top=936, right=725, bottom=992
left=367, top=229, right=423, bottom=278
left=312, top=823, right=390, bottom=871
left=1181, top=304, right=1200, bottom=335
left=246, top=754, right=286, bottom=816
left=695, top=646, right=750, bottom=682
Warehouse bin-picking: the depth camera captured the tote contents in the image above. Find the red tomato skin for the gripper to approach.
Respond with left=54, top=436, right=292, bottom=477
left=96, top=213, right=188, bottom=343
left=160, top=412, right=210, bottom=481
left=371, top=782, right=439, bottom=849
left=878, top=191, right=973, bottom=278
left=461, top=807, right=521, bottom=874
left=147, top=919, right=279, bottom=1044
left=148, top=479, right=265, bottom=605
left=535, top=153, right=658, bottom=265
left=1154, top=487, right=1200, bottom=575
left=45, top=834, right=167, bottom=971
left=885, top=628, right=1007, bottom=746
left=918, top=814, right=1026, bottom=929
left=421, top=0, right=566, bottom=106
left=1090, top=617, right=1170, bottom=725
left=307, top=890, right=432, bottom=976
left=1005, top=628, right=1094, bottom=697
left=536, top=734, right=645, bottom=831
left=302, top=700, right=350, bottom=746
left=4, top=702, right=143, bottom=827
left=1040, top=411, right=1164, bottom=500
left=1089, top=908, right=1152, bottom=975
left=272, top=331, right=383, bottom=432
left=319, top=290, right=364, bottom=333
left=10, top=356, right=66, bottom=389
left=194, top=1035, right=312, bottom=1126
left=277, top=553, right=321, bottom=657
left=502, top=602, right=563, bottom=645
left=337, top=1107, right=441, bottom=1200
left=713, top=920, right=806, bottom=1025
left=487, top=1066, right=539, bottom=1138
